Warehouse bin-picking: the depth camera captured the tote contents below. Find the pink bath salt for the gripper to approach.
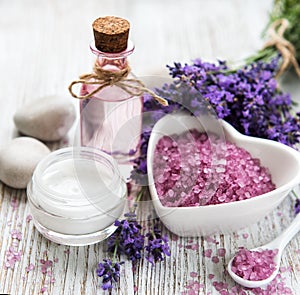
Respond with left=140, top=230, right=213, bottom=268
left=40, top=259, right=53, bottom=274
left=10, top=198, right=19, bottom=210
left=153, top=130, right=275, bottom=207
left=183, top=280, right=202, bottom=293
left=211, top=280, right=245, bottom=295
left=171, top=234, right=179, bottom=241
left=211, top=256, right=220, bottom=263
left=190, top=281, right=202, bottom=291
left=26, top=214, right=33, bottom=222
left=5, top=247, right=22, bottom=269
left=205, top=236, right=219, bottom=244
left=212, top=281, right=229, bottom=292
left=231, top=248, right=278, bottom=281
left=47, top=270, right=53, bottom=276
left=280, top=266, right=287, bottom=273
left=190, top=244, right=198, bottom=250
left=217, top=248, right=226, bottom=257
left=190, top=271, right=198, bottom=278
left=251, top=273, right=293, bottom=295
left=11, top=230, right=22, bottom=241
left=41, top=286, right=47, bottom=293
left=185, top=243, right=198, bottom=251
left=25, top=263, right=35, bottom=273
left=286, top=266, right=292, bottom=273
left=204, top=249, right=212, bottom=258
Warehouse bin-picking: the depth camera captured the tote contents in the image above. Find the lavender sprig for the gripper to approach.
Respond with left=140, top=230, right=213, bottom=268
left=107, top=217, right=144, bottom=262
left=166, top=56, right=300, bottom=147
left=145, top=220, right=171, bottom=265
left=96, top=188, right=170, bottom=290
left=96, top=190, right=145, bottom=290
left=107, top=189, right=145, bottom=262
left=96, top=259, right=124, bottom=290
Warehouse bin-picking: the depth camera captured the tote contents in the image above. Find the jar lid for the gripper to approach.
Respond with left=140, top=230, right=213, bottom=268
left=92, top=16, right=130, bottom=53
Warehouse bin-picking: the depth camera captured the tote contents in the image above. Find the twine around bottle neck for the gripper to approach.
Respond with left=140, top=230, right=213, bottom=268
left=68, top=61, right=168, bottom=106
left=263, top=18, right=300, bottom=78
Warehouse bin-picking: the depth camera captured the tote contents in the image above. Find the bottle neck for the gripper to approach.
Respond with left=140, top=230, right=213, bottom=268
left=96, top=56, right=128, bottom=71
left=90, top=40, right=134, bottom=71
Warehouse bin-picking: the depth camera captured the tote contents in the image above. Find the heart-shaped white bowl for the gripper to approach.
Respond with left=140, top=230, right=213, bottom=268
left=147, top=112, right=300, bottom=236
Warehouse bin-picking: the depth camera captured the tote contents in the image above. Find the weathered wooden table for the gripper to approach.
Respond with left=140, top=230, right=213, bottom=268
left=1, top=0, right=300, bottom=294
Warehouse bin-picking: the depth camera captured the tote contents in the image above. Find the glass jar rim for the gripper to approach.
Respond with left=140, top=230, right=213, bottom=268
left=31, top=146, right=125, bottom=205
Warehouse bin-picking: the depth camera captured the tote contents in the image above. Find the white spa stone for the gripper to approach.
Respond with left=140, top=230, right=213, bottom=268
left=13, top=95, right=76, bottom=141
left=0, top=137, right=50, bottom=189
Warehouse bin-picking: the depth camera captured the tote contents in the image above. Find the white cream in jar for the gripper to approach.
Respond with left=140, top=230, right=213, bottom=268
left=27, top=147, right=126, bottom=246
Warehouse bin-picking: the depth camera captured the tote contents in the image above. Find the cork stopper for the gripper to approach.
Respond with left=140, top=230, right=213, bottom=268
left=92, top=16, right=130, bottom=53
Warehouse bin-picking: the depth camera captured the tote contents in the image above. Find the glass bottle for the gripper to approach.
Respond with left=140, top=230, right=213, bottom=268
left=80, top=17, right=143, bottom=167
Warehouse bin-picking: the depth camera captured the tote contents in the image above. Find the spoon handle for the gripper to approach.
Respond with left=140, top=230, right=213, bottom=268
left=271, top=213, right=300, bottom=250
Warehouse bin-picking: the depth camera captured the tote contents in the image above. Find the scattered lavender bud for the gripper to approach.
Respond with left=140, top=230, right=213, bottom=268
left=96, top=259, right=124, bottom=290
left=295, top=198, right=300, bottom=215
left=145, top=221, right=170, bottom=265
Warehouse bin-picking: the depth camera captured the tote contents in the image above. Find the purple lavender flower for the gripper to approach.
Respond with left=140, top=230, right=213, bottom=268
left=107, top=217, right=144, bottom=262
left=96, top=259, right=123, bottom=290
left=131, top=55, right=300, bottom=184
left=145, top=221, right=170, bottom=265
left=295, top=199, right=300, bottom=215
left=166, top=55, right=300, bottom=147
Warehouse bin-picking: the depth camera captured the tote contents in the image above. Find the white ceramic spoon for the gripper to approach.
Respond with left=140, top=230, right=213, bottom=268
left=227, top=212, right=300, bottom=288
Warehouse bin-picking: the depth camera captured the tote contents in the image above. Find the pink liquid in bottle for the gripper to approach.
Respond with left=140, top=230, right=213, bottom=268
left=80, top=40, right=143, bottom=166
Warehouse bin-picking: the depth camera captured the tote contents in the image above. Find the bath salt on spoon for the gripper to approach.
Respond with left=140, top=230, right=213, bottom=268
left=227, top=212, right=300, bottom=288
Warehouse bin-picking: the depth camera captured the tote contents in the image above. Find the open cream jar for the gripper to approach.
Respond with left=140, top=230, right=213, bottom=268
left=27, top=147, right=126, bottom=246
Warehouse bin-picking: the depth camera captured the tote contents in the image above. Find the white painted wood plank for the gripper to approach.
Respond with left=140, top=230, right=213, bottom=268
left=2, top=0, right=300, bottom=294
